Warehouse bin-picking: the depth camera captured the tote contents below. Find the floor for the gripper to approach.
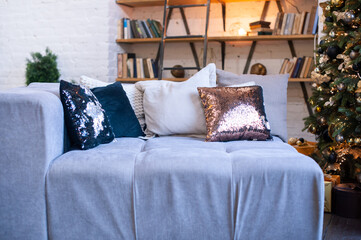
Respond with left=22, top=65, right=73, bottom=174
left=323, top=213, right=361, bottom=240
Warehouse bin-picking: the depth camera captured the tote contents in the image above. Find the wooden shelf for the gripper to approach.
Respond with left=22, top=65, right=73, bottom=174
left=116, top=34, right=315, bottom=43
left=116, top=77, right=312, bottom=82
left=116, top=78, right=187, bottom=82
left=116, top=0, right=241, bottom=7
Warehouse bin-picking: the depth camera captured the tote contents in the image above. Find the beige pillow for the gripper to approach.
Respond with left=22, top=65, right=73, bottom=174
left=135, top=63, right=217, bottom=135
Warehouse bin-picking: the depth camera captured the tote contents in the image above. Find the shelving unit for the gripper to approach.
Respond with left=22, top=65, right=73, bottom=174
left=116, top=34, right=315, bottom=43
left=115, top=0, right=316, bottom=87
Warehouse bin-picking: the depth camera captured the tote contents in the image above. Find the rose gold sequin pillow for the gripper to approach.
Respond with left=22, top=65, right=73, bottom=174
left=198, top=86, right=271, bottom=142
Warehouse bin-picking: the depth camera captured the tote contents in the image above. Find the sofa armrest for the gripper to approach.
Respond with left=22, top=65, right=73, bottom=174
left=0, top=88, right=64, bottom=239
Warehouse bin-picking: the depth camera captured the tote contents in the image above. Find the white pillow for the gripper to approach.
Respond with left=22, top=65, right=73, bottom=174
left=135, top=63, right=217, bottom=135
left=217, top=69, right=289, bottom=141
left=79, top=76, right=146, bottom=132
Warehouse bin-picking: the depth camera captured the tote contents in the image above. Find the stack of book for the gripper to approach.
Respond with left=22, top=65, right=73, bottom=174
left=279, top=57, right=314, bottom=78
left=247, top=21, right=272, bottom=36
left=117, top=18, right=163, bottom=39
left=117, top=53, right=158, bottom=79
left=273, top=6, right=318, bottom=35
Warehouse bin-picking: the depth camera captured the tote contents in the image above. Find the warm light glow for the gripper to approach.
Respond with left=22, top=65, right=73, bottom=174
left=238, top=28, right=247, bottom=36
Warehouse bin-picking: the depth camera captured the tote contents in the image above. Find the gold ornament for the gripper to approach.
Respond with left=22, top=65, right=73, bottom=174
left=354, top=138, right=361, bottom=144
left=296, top=140, right=303, bottom=146
left=288, top=137, right=298, bottom=145
left=329, top=146, right=335, bottom=151
left=326, top=5, right=331, bottom=11
left=316, top=106, right=322, bottom=112
left=309, top=126, right=317, bottom=134
left=331, top=0, right=344, bottom=7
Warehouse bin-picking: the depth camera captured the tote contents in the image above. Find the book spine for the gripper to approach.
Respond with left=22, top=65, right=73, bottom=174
left=273, top=12, right=280, bottom=35
left=130, top=20, right=138, bottom=38
left=287, top=13, right=295, bottom=35
left=137, top=20, right=147, bottom=38
left=148, top=19, right=159, bottom=37
left=123, top=18, right=128, bottom=39
left=291, top=57, right=302, bottom=78
left=127, top=19, right=132, bottom=38
left=151, top=59, right=158, bottom=78
left=141, top=20, right=153, bottom=38
left=280, top=13, right=288, bottom=35
left=122, top=53, right=128, bottom=78
left=146, top=20, right=156, bottom=38
left=296, top=57, right=306, bottom=78
left=143, top=58, right=150, bottom=78
left=147, top=58, right=155, bottom=78
left=312, top=14, right=319, bottom=35
left=117, top=53, right=122, bottom=78
left=307, top=6, right=317, bottom=34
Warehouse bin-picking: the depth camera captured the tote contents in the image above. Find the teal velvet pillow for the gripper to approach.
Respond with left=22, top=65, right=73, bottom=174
left=91, top=82, right=145, bottom=138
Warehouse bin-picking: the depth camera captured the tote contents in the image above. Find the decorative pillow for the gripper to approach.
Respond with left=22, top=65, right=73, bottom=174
left=60, top=80, right=114, bottom=150
left=217, top=69, right=288, bottom=141
left=198, top=86, right=271, bottom=142
left=91, top=82, right=144, bottom=138
left=135, top=63, right=217, bottom=135
left=80, top=76, right=146, bottom=132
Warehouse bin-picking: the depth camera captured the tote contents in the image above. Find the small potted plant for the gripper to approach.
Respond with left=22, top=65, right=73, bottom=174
left=26, top=47, right=60, bottom=85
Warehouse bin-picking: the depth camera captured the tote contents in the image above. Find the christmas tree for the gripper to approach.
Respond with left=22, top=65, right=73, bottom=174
left=304, top=0, right=361, bottom=180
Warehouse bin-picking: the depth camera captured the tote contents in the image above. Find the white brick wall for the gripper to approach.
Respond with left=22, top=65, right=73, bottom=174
left=0, top=0, right=316, bottom=140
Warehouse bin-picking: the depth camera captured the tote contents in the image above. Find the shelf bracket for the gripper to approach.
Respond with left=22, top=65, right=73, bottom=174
left=220, top=41, right=225, bottom=70
left=180, top=8, right=201, bottom=69
left=243, top=41, right=257, bottom=74
left=260, top=1, right=270, bottom=21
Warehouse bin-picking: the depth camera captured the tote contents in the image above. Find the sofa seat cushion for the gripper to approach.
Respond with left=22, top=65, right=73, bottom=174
left=46, top=136, right=323, bottom=240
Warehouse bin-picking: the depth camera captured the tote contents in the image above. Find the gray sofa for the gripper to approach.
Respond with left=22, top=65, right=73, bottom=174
left=0, top=85, right=324, bottom=240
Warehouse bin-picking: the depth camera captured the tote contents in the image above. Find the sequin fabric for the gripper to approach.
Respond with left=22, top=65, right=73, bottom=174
left=198, top=86, right=271, bottom=142
left=60, top=80, right=114, bottom=150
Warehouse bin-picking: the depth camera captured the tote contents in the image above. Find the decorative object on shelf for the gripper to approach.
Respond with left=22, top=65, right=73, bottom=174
left=305, top=0, right=361, bottom=182
left=171, top=65, right=185, bottom=78
left=250, top=63, right=267, bottom=75
left=26, top=47, right=60, bottom=85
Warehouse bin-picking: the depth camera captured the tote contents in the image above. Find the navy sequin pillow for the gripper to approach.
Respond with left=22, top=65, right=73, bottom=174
left=60, top=80, right=114, bottom=150
left=91, top=82, right=145, bottom=138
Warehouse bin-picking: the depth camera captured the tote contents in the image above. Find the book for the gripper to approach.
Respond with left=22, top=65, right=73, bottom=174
left=117, top=53, right=123, bottom=78
left=136, top=58, right=141, bottom=78
left=307, top=59, right=315, bottom=78
left=143, top=58, right=150, bottom=78
left=249, top=21, right=271, bottom=27
left=127, top=58, right=134, bottom=78
left=273, top=12, right=281, bottom=35
left=250, top=28, right=273, bottom=32
left=146, top=19, right=158, bottom=38
left=280, top=13, right=288, bottom=35
left=137, top=20, right=147, bottom=38
left=117, top=19, right=123, bottom=39
left=291, top=57, right=303, bottom=78
left=296, top=57, right=306, bottom=78
left=302, top=12, right=311, bottom=34
left=141, top=20, right=153, bottom=38
left=302, top=57, right=312, bottom=78
left=279, top=58, right=289, bottom=74
left=148, top=19, right=160, bottom=37
left=151, top=59, right=158, bottom=78
left=147, top=58, right=155, bottom=78
left=312, top=14, right=319, bottom=35
left=307, top=6, right=317, bottom=34
left=127, top=19, right=133, bottom=38
left=285, top=13, right=295, bottom=35
left=123, top=18, right=128, bottom=39
left=298, top=11, right=308, bottom=34
left=130, top=20, right=138, bottom=38
left=134, top=20, right=145, bottom=38
left=153, top=20, right=163, bottom=36
left=276, top=13, right=285, bottom=35
left=287, top=57, right=298, bottom=74
left=299, top=56, right=309, bottom=78
left=292, top=14, right=300, bottom=35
